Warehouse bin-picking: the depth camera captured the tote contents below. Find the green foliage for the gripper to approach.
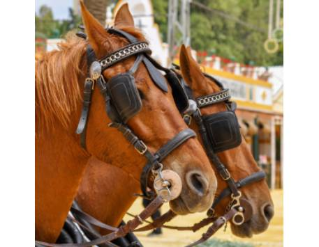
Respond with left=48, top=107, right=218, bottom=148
left=35, top=1, right=283, bottom=66
left=152, top=0, right=283, bottom=66
left=35, top=5, right=59, bottom=38
left=35, top=5, right=82, bottom=39
left=198, top=238, right=254, bottom=247
left=152, top=0, right=168, bottom=42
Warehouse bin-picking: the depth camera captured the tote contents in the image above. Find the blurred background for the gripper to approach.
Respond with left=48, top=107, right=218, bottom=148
left=35, top=1, right=283, bottom=246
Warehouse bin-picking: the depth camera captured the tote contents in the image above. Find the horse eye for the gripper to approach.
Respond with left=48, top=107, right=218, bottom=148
left=138, top=89, right=145, bottom=99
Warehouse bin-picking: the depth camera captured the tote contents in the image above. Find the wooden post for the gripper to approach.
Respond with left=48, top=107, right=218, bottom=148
left=270, top=117, right=276, bottom=189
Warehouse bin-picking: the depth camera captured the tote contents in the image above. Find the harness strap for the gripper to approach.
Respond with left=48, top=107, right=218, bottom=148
left=140, top=129, right=197, bottom=198
left=133, top=209, right=213, bottom=232
left=143, top=57, right=168, bottom=92
left=99, top=42, right=150, bottom=71
left=185, top=208, right=237, bottom=247
left=76, top=79, right=94, bottom=149
left=70, top=207, right=118, bottom=232
left=156, top=129, right=196, bottom=161
left=36, top=196, right=164, bottom=247
left=193, top=111, right=240, bottom=197
left=135, top=172, right=266, bottom=233
left=133, top=210, right=177, bottom=232
left=133, top=174, right=265, bottom=234
left=108, top=122, right=151, bottom=156
left=196, top=89, right=230, bottom=108
left=70, top=202, right=114, bottom=247
left=107, top=28, right=139, bottom=43
left=210, top=171, right=266, bottom=209
left=75, top=46, right=97, bottom=149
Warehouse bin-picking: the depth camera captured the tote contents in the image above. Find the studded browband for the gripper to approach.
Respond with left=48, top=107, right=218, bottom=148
left=99, top=42, right=150, bottom=70
left=196, top=89, right=230, bottom=108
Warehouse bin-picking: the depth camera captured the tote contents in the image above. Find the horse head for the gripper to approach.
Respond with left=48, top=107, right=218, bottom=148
left=80, top=2, right=217, bottom=215
left=179, top=45, right=274, bottom=237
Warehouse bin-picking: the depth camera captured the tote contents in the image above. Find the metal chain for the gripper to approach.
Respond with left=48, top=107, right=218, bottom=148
left=100, top=42, right=149, bottom=68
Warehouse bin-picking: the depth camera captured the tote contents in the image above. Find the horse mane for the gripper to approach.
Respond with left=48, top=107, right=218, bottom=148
left=35, top=27, right=146, bottom=133
left=36, top=33, right=87, bottom=133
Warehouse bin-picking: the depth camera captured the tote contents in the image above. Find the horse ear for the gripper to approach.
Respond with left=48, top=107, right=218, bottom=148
left=179, top=45, right=206, bottom=90
left=114, top=3, right=135, bottom=27
left=80, top=1, right=109, bottom=55
left=186, top=46, right=192, bottom=54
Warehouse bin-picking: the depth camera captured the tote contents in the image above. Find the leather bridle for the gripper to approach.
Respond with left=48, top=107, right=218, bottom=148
left=36, top=28, right=267, bottom=247
left=131, top=69, right=267, bottom=246
left=36, top=28, right=200, bottom=247
left=180, top=71, right=266, bottom=224
left=75, top=27, right=197, bottom=200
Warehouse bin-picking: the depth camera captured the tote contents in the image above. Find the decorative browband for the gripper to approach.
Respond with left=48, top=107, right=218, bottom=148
left=196, top=89, right=231, bottom=108
left=99, top=42, right=150, bottom=70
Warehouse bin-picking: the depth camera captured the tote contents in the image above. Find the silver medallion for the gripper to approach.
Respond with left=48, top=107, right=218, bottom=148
left=90, top=61, right=102, bottom=80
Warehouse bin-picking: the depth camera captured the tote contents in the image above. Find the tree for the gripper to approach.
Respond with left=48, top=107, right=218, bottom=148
left=83, top=0, right=111, bottom=25
left=152, top=0, right=168, bottom=42
left=152, top=0, right=283, bottom=66
left=35, top=5, right=59, bottom=38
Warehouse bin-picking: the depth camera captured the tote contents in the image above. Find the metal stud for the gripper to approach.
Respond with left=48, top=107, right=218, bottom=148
left=90, top=61, right=102, bottom=80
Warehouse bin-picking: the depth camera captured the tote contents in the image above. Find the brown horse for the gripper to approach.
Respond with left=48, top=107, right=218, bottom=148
left=35, top=2, right=217, bottom=243
left=76, top=45, right=274, bottom=238
left=179, top=45, right=274, bottom=237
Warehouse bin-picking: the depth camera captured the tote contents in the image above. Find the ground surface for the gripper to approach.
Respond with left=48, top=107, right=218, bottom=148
left=123, top=190, right=283, bottom=247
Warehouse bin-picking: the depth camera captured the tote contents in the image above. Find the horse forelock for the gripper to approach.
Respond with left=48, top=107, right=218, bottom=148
left=35, top=33, right=87, bottom=133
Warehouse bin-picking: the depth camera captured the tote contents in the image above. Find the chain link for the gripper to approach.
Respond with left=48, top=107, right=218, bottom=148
left=100, top=42, right=149, bottom=68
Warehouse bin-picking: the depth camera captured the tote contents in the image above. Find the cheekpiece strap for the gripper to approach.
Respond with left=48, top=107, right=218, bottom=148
left=76, top=79, right=94, bottom=149
left=75, top=46, right=97, bottom=149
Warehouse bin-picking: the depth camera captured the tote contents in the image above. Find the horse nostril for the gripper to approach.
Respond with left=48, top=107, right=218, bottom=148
left=262, top=204, right=274, bottom=222
left=186, top=171, right=208, bottom=197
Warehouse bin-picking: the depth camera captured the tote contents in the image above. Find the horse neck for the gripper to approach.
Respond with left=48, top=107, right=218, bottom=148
left=35, top=125, right=90, bottom=242
left=76, top=156, right=141, bottom=231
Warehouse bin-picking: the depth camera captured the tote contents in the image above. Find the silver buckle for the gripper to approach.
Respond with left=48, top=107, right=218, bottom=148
left=135, top=141, right=147, bottom=155
left=85, top=78, right=95, bottom=90
left=207, top=207, right=215, bottom=218
left=221, top=169, right=231, bottom=180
